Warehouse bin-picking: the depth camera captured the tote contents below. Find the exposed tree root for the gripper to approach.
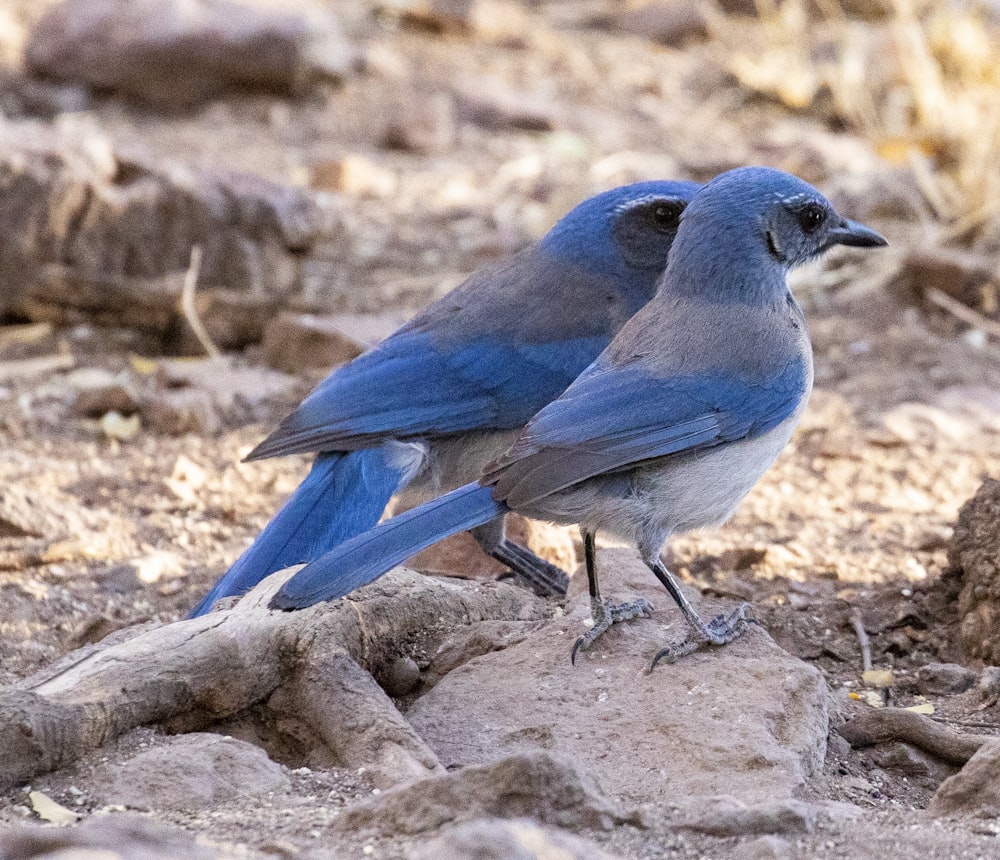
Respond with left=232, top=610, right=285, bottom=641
left=0, top=568, right=550, bottom=789
left=837, top=708, right=986, bottom=765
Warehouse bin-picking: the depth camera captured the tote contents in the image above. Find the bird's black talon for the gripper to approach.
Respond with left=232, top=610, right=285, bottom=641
left=573, top=595, right=654, bottom=660
left=650, top=637, right=703, bottom=670
left=659, top=639, right=702, bottom=665
left=650, top=647, right=671, bottom=671
left=649, top=603, right=756, bottom=669
left=571, top=638, right=584, bottom=665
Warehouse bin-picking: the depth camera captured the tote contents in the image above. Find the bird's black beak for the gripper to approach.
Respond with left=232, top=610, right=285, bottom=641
left=827, top=217, right=888, bottom=249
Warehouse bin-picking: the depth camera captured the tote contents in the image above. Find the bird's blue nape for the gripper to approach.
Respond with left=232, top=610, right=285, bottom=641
left=539, top=180, right=700, bottom=278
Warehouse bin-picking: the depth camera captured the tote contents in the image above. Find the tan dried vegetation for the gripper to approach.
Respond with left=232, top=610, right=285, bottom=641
left=715, top=0, right=1000, bottom=245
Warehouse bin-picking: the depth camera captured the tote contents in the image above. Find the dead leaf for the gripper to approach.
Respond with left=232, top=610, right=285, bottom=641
left=862, top=669, right=895, bottom=688
left=101, top=411, right=141, bottom=441
left=29, top=790, right=79, bottom=824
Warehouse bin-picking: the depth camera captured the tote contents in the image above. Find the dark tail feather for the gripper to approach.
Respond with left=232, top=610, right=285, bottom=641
left=271, top=483, right=505, bottom=610
left=189, top=448, right=411, bottom=617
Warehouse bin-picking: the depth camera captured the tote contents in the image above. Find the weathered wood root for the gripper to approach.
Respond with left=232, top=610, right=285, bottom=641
left=0, top=568, right=550, bottom=789
left=837, top=707, right=986, bottom=765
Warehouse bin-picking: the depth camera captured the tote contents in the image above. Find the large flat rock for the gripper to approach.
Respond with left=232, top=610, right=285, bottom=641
left=407, top=549, right=828, bottom=806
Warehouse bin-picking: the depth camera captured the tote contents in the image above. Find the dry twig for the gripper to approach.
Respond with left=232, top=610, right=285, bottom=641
left=849, top=607, right=872, bottom=673
left=925, top=286, right=1000, bottom=342
left=179, top=245, right=221, bottom=359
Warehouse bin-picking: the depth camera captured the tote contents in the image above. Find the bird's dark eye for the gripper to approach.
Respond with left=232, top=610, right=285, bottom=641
left=796, top=203, right=826, bottom=234
left=647, top=200, right=684, bottom=232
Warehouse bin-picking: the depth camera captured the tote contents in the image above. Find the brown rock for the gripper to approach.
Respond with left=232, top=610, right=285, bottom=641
left=402, top=0, right=479, bottom=34
left=411, top=817, right=623, bottom=860
left=739, top=835, right=795, bottom=859
left=0, top=125, right=331, bottom=347
left=948, top=479, right=1000, bottom=663
left=142, top=387, right=220, bottom=436
left=261, top=311, right=406, bottom=374
left=25, top=0, right=352, bottom=109
left=915, top=662, right=977, bottom=696
left=383, top=92, right=456, bottom=153
left=930, top=738, right=1000, bottom=817
left=74, top=382, right=139, bottom=417
left=377, top=655, right=422, bottom=697
left=507, top=517, right=577, bottom=574
left=154, top=357, right=296, bottom=410
left=674, top=795, right=818, bottom=836
left=425, top=619, right=548, bottom=684
left=869, top=742, right=957, bottom=789
left=408, top=549, right=829, bottom=806
left=890, top=246, right=995, bottom=312
left=715, top=0, right=890, bottom=18
left=398, top=0, right=530, bottom=41
left=88, top=733, right=289, bottom=811
left=596, top=2, right=709, bottom=47
left=454, top=81, right=557, bottom=132
left=713, top=0, right=762, bottom=15
left=311, top=155, right=398, bottom=197
left=2, top=74, right=92, bottom=118
left=263, top=311, right=363, bottom=373
left=333, top=750, right=634, bottom=837
left=0, top=813, right=223, bottom=860
left=409, top=531, right=509, bottom=579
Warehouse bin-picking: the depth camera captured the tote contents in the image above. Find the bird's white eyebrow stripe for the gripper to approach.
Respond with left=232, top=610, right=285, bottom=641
left=612, top=194, right=679, bottom=214
left=775, top=192, right=816, bottom=207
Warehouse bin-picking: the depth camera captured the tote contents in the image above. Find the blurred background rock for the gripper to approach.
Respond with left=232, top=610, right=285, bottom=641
left=0, top=0, right=994, bottom=357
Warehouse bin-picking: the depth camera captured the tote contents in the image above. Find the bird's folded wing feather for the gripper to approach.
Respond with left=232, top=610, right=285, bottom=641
left=247, top=328, right=603, bottom=460
left=487, top=361, right=806, bottom=508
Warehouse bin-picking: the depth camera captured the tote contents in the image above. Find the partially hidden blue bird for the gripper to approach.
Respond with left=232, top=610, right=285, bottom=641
left=269, top=166, right=888, bottom=665
left=189, top=180, right=700, bottom=617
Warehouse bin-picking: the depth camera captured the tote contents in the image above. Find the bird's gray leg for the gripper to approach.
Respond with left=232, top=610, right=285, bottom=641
left=470, top=516, right=569, bottom=597
left=571, top=529, right=653, bottom=663
left=646, top=556, right=754, bottom=668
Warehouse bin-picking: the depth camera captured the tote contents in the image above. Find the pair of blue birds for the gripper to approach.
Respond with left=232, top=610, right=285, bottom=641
left=191, top=166, right=886, bottom=664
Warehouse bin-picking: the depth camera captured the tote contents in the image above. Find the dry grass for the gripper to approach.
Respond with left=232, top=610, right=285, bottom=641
left=713, top=0, right=1000, bottom=245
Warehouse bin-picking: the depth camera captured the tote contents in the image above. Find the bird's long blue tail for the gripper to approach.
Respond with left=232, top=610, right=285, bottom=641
left=270, top=482, right=505, bottom=609
left=189, top=448, right=412, bottom=617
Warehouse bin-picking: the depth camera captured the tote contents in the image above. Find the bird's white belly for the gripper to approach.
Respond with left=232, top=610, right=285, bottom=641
left=519, top=407, right=807, bottom=554
left=635, top=410, right=802, bottom=536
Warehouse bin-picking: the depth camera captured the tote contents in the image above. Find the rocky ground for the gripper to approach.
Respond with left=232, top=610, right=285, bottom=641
left=1, top=0, right=1000, bottom=858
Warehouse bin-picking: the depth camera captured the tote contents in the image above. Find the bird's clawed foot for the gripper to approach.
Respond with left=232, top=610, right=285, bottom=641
left=571, top=597, right=654, bottom=664
left=650, top=603, right=756, bottom=670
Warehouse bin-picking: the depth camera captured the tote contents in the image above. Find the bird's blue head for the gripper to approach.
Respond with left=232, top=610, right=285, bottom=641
left=539, top=180, right=701, bottom=278
left=665, top=166, right=887, bottom=303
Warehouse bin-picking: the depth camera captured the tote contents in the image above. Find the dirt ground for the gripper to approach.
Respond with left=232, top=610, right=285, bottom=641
left=2, top=1, right=1000, bottom=858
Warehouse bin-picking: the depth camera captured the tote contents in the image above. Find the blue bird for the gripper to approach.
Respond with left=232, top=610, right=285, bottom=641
left=269, top=166, right=888, bottom=664
left=190, top=180, right=700, bottom=617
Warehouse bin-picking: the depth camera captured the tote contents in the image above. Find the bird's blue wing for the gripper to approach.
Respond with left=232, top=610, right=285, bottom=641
left=248, top=327, right=605, bottom=460
left=488, top=359, right=808, bottom=508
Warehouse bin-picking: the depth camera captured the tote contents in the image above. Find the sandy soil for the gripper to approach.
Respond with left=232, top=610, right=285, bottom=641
left=1, top=1, right=1000, bottom=858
